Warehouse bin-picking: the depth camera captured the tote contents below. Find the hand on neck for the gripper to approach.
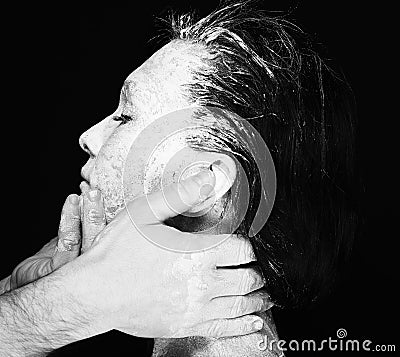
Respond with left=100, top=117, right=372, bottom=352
left=152, top=310, right=281, bottom=357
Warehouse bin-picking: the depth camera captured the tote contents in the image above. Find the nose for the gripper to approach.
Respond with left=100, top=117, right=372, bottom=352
left=79, top=116, right=117, bottom=157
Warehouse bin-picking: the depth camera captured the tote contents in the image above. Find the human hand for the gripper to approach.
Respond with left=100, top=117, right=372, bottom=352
left=0, top=191, right=106, bottom=294
left=62, top=168, right=272, bottom=339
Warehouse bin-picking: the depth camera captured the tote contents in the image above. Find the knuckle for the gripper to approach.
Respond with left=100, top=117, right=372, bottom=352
left=243, top=324, right=253, bottom=335
left=230, top=296, right=245, bottom=316
left=222, top=236, right=256, bottom=264
left=241, top=268, right=257, bottom=292
left=82, top=234, right=96, bottom=244
left=236, top=239, right=256, bottom=262
left=59, top=215, right=80, bottom=234
left=243, top=241, right=256, bottom=261
left=85, top=208, right=104, bottom=223
left=57, top=233, right=80, bottom=251
left=63, top=231, right=80, bottom=242
left=252, top=291, right=270, bottom=312
left=206, top=320, right=225, bottom=338
left=236, top=318, right=251, bottom=335
left=68, top=214, right=81, bottom=225
left=236, top=269, right=248, bottom=292
left=249, top=268, right=265, bottom=290
left=37, top=260, right=52, bottom=277
left=260, top=292, right=273, bottom=311
left=255, top=297, right=265, bottom=312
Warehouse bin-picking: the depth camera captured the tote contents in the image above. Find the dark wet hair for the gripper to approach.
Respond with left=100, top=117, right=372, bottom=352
left=164, top=0, right=359, bottom=309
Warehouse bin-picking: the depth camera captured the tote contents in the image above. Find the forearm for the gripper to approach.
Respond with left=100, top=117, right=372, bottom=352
left=0, top=269, right=96, bottom=356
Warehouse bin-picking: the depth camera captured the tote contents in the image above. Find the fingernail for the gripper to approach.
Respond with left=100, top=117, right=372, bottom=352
left=69, top=194, right=79, bottom=205
left=253, top=319, right=263, bottom=331
left=88, top=189, right=99, bottom=202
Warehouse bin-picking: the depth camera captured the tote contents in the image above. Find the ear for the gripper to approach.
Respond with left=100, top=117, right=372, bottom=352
left=179, top=152, right=237, bottom=216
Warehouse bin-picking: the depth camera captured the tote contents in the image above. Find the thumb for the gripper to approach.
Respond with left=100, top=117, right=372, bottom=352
left=129, top=167, right=215, bottom=224
left=52, top=194, right=81, bottom=269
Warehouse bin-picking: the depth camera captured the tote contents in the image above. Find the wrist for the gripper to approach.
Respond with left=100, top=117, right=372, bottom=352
left=0, top=263, right=103, bottom=356
left=57, top=255, right=110, bottom=337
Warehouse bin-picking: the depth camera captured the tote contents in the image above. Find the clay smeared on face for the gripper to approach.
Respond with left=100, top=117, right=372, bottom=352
left=79, top=40, right=210, bottom=221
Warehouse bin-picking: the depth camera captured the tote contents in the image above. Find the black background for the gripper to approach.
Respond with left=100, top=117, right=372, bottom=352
left=2, top=1, right=397, bottom=356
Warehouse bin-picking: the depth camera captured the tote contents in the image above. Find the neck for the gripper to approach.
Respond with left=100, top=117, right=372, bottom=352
left=152, top=310, right=282, bottom=357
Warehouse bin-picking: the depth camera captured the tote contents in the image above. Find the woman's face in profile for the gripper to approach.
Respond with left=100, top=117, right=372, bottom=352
left=79, top=40, right=207, bottom=221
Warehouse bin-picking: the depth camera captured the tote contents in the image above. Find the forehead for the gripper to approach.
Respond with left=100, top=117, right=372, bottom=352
left=119, top=40, right=207, bottom=120
left=126, top=39, right=205, bottom=82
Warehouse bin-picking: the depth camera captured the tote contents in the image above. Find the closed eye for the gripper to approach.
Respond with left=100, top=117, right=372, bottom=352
left=113, top=113, right=133, bottom=125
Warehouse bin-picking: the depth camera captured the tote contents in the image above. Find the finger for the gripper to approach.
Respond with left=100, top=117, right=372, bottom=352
left=79, top=180, right=91, bottom=194
left=209, top=235, right=257, bottom=267
left=129, top=168, right=215, bottom=224
left=0, top=276, right=11, bottom=295
left=33, top=237, right=59, bottom=257
left=140, top=224, right=234, bottom=253
left=81, top=189, right=106, bottom=253
left=210, top=267, right=265, bottom=298
left=188, top=314, right=265, bottom=338
left=12, top=258, right=53, bottom=289
left=202, top=290, right=272, bottom=321
left=9, top=238, right=58, bottom=290
left=52, top=194, right=81, bottom=269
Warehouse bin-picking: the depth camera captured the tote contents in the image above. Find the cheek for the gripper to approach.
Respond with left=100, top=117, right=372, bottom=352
left=91, top=130, right=132, bottom=222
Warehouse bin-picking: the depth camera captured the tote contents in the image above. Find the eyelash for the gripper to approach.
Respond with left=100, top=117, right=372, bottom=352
left=113, top=113, right=133, bottom=125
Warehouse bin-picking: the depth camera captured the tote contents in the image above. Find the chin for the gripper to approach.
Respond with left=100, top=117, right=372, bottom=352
left=102, top=191, right=126, bottom=223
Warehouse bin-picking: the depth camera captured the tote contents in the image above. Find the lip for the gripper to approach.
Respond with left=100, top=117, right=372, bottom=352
left=81, top=166, right=90, bottom=182
left=81, top=158, right=96, bottom=183
left=80, top=166, right=91, bottom=193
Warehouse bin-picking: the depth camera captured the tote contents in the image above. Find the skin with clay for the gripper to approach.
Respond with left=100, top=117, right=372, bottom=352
left=79, top=40, right=280, bottom=357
